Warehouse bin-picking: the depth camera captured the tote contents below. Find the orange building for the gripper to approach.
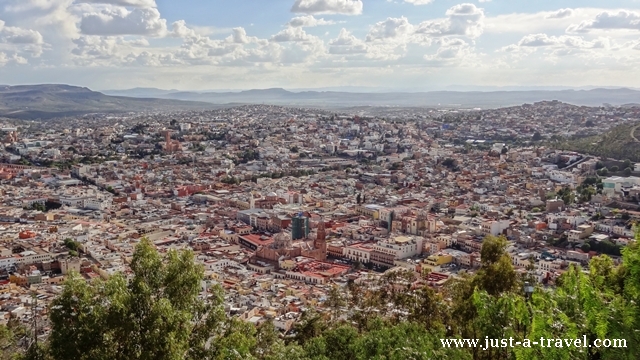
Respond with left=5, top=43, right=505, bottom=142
left=19, top=230, right=36, bottom=239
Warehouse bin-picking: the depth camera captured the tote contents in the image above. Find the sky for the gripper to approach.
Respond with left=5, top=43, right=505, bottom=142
left=1, top=0, right=640, bottom=91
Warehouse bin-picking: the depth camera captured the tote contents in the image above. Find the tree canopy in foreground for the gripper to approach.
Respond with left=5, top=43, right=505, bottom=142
left=4, top=234, right=640, bottom=360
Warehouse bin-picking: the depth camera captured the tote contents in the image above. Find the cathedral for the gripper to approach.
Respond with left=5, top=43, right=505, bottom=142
left=251, top=219, right=327, bottom=268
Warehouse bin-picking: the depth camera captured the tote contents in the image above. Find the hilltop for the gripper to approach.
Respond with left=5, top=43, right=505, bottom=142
left=554, top=122, right=640, bottom=162
left=0, top=84, right=217, bottom=119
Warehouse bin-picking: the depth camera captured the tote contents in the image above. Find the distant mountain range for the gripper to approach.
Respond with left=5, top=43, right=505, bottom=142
left=2, top=84, right=640, bottom=120
left=103, top=87, right=640, bottom=108
left=0, top=84, right=217, bottom=119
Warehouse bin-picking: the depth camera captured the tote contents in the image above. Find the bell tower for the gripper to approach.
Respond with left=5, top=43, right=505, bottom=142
left=314, top=219, right=327, bottom=260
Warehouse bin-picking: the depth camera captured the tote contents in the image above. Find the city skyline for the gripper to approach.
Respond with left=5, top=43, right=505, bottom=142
left=1, top=0, right=640, bottom=90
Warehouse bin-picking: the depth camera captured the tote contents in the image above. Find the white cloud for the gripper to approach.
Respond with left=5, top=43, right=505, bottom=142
left=485, top=8, right=603, bottom=34
left=291, top=0, right=363, bottom=15
left=403, top=0, right=434, bottom=5
left=79, top=7, right=167, bottom=36
left=546, top=8, right=574, bottom=19
left=366, top=17, right=414, bottom=41
left=72, top=36, right=123, bottom=60
left=424, top=38, right=475, bottom=65
left=567, top=10, right=640, bottom=33
left=233, top=28, right=249, bottom=44
left=77, top=0, right=157, bottom=8
left=287, top=15, right=335, bottom=27
left=0, top=52, right=28, bottom=67
left=415, top=3, right=485, bottom=38
left=0, top=20, right=46, bottom=59
left=0, top=21, right=44, bottom=45
left=4, top=0, right=79, bottom=37
left=271, top=27, right=317, bottom=42
left=502, top=33, right=613, bottom=53
left=329, top=28, right=367, bottom=54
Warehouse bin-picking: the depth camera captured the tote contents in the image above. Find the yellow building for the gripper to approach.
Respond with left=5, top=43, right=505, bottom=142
left=422, top=253, right=453, bottom=270
left=355, top=204, right=383, bottom=219
left=9, top=274, right=27, bottom=286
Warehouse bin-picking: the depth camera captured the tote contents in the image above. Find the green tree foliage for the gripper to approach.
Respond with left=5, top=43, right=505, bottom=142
left=0, top=320, right=29, bottom=359
left=556, top=186, right=575, bottom=205
left=554, top=122, right=640, bottom=162
left=17, top=233, right=640, bottom=360
left=63, top=238, right=79, bottom=252
left=46, top=238, right=234, bottom=360
left=476, top=235, right=518, bottom=296
left=576, top=184, right=596, bottom=203
left=588, top=239, right=622, bottom=256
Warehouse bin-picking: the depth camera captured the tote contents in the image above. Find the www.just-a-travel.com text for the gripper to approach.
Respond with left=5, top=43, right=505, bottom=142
left=440, top=336, right=627, bottom=350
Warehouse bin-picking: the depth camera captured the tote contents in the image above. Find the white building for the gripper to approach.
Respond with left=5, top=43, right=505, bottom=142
left=344, top=243, right=373, bottom=263
left=602, top=176, right=640, bottom=195
left=373, top=236, right=423, bottom=260
left=480, top=220, right=511, bottom=236
left=548, top=170, right=576, bottom=184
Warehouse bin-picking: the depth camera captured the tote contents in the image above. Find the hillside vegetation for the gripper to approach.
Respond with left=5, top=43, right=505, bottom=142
left=554, top=122, right=640, bottom=162
left=4, top=235, right=640, bottom=360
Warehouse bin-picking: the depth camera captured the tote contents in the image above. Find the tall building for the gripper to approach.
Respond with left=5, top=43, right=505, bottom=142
left=162, top=130, right=181, bottom=153
left=291, top=214, right=309, bottom=240
left=313, top=219, right=327, bottom=260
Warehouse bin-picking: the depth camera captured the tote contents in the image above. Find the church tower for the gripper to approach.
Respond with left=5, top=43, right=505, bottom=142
left=314, top=219, right=327, bottom=260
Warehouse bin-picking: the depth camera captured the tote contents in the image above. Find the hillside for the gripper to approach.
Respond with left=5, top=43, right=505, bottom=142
left=0, top=84, right=217, bottom=119
left=105, top=87, right=640, bottom=108
left=554, top=122, right=640, bottom=162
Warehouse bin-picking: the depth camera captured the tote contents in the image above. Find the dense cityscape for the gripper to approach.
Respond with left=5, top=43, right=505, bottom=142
left=0, top=100, right=639, bottom=358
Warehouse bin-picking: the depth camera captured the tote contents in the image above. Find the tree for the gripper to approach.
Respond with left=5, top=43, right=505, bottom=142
left=532, top=132, right=543, bottom=141
left=556, top=187, right=575, bottom=205
left=46, top=238, right=236, bottom=360
left=577, top=185, right=595, bottom=203
left=611, top=165, right=619, bottom=172
left=624, top=167, right=632, bottom=176
left=0, top=320, right=29, bottom=359
left=324, top=286, right=346, bottom=322
left=63, top=238, right=79, bottom=252
left=252, top=321, right=305, bottom=360
left=475, top=235, right=518, bottom=296
left=442, top=158, right=456, bottom=168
